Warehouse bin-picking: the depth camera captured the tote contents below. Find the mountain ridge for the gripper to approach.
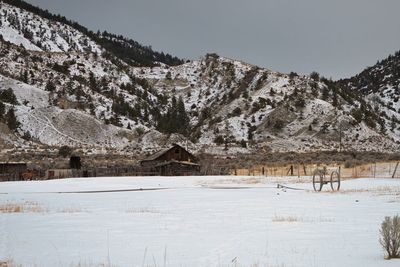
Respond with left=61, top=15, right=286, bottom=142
left=0, top=0, right=399, bottom=155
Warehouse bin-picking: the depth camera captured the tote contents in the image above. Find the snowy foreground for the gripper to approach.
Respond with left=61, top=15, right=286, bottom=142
left=1, top=176, right=400, bottom=267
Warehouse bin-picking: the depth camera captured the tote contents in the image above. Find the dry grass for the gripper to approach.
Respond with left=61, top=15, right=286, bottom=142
left=272, top=215, right=300, bottom=222
left=0, top=201, right=85, bottom=214
left=72, top=263, right=116, bottom=267
left=58, top=207, right=85, bottom=213
left=0, top=260, right=21, bottom=267
left=272, top=214, right=335, bottom=223
left=0, top=201, right=46, bottom=213
left=239, top=178, right=264, bottom=184
left=199, top=177, right=267, bottom=186
left=320, top=186, right=400, bottom=195
left=2, top=260, right=115, bottom=267
left=126, top=207, right=160, bottom=214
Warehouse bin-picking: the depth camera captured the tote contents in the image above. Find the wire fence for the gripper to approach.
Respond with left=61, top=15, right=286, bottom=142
left=231, top=161, right=400, bottom=179
left=1, top=161, right=399, bottom=181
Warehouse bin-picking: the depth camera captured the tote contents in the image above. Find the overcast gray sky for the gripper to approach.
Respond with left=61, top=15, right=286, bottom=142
left=26, top=0, right=400, bottom=79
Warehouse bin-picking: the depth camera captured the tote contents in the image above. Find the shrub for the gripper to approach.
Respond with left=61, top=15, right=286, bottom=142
left=289, top=72, right=298, bottom=79
left=0, top=101, right=5, bottom=119
left=310, top=71, right=320, bottom=81
left=380, top=215, right=400, bottom=259
left=295, top=98, right=306, bottom=108
left=231, top=107, right=242, bottom=117
left=0, top=88, right=18, bottom=104
left=5, top=108, right=20, bottom=131
left=214, top=135, right=224, bottom=145
left=58, top=145, right=73, bottom=158
left=240, top=139, right=247, bottom=148
left=22, top=131, right=32, bottom=141
left=273, top=119, right=285, bottom=130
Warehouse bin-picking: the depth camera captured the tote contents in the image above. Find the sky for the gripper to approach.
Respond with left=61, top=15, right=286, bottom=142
left=26, top=0, right=400, bottom=79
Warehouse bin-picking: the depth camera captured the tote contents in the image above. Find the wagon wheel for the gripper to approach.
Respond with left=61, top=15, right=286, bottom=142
left=312, top=169, right=324, bottom=191
left=330, top=171, right=341, bottom=191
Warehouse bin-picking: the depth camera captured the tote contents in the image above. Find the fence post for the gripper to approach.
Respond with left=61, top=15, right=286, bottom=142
left=392, top=162, right=399, bottom=178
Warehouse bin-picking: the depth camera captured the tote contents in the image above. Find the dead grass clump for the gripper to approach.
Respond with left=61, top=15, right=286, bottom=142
left=0, top=260, right=21, bottom=267
left=199, top=177, right=266, bottom=186
left=0, top=201, right=45, bottom=213
left=272, top=215, right=301, bottom=223
left=126, top=207, right=160, bottom=214
left=0, top=201, right=85, bottom=214
left=272, top=215, right=335, bottom=223
left=57, top=207, right=84, bottom=213
left=240, top=178, right=264, bottom=184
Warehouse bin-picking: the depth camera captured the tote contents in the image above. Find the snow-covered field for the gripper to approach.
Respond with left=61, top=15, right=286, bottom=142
left=0, top=176, right=399, bottom=267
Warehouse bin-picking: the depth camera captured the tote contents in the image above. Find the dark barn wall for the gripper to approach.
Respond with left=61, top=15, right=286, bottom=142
left=156, top=162, right=201, bottom=176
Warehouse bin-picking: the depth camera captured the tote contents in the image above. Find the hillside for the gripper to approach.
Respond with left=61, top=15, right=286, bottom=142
left=0, top=0, right=182, bottom=66
left=0, top=0, right=399, bottom=155
left=338, top=51, right=400, bottom=142
left=131, top=54, right=399, bottom=153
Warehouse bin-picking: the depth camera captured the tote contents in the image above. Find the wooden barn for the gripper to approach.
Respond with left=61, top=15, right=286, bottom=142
left=0, top=162, right=28, bottom=181
left=140, top=144, right=200, bottom=176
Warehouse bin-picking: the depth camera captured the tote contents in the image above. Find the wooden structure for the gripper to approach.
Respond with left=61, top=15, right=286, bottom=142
left=155, top=161, right=201, bottom=176
left=0, top=162, right=28, bottom=181
left=140, top=144, right=200, bottom=176
left=45, top=169, right=75, bottom=179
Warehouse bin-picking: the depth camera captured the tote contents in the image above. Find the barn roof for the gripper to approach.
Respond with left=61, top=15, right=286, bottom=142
left=143, top=147, right=173, bottom=161
left=155, top=160, right=200, bottom=168
left=141, top=144, right=195, bottom=162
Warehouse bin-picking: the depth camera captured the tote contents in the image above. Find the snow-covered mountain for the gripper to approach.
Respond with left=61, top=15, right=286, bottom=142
left=338, top=51, right=400, bottom=142
left=132, top=54, right=399, bottom=153
left=0, top=1, right=101, bottom=53
left=0, top=0, right=399, bottom=154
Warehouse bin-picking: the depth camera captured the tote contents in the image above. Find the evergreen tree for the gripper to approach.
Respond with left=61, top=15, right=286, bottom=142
left=391, top=115, right=397, bottom=131
left=169, top=96, right=178, bottom=132
left=0, top=101, right=5, bottom=119
left=177, top=96, right=189, bottom=135
left=45, top=80, right=56, bottom=92
left=321, top=87, right=330, bottom=101
left=66, top=80, right=75, bottom=95
left=156, top=95, right=191, bottom=136
left=332, top=91, right=339, bottom=107
left=310, top=71, right=320, bottom=81
left=0, top=88, right=18, bottom=104
left=58, top=145, right=73, bottom=158
left=89, top=72, right=98, bottom=92
left=20, top=70, right=28, bottom=83
left=6, top=107, right=20, bottom=131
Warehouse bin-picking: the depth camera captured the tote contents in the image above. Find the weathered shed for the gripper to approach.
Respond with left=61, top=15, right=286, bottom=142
left=0, top=162, right=28, bottom=181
